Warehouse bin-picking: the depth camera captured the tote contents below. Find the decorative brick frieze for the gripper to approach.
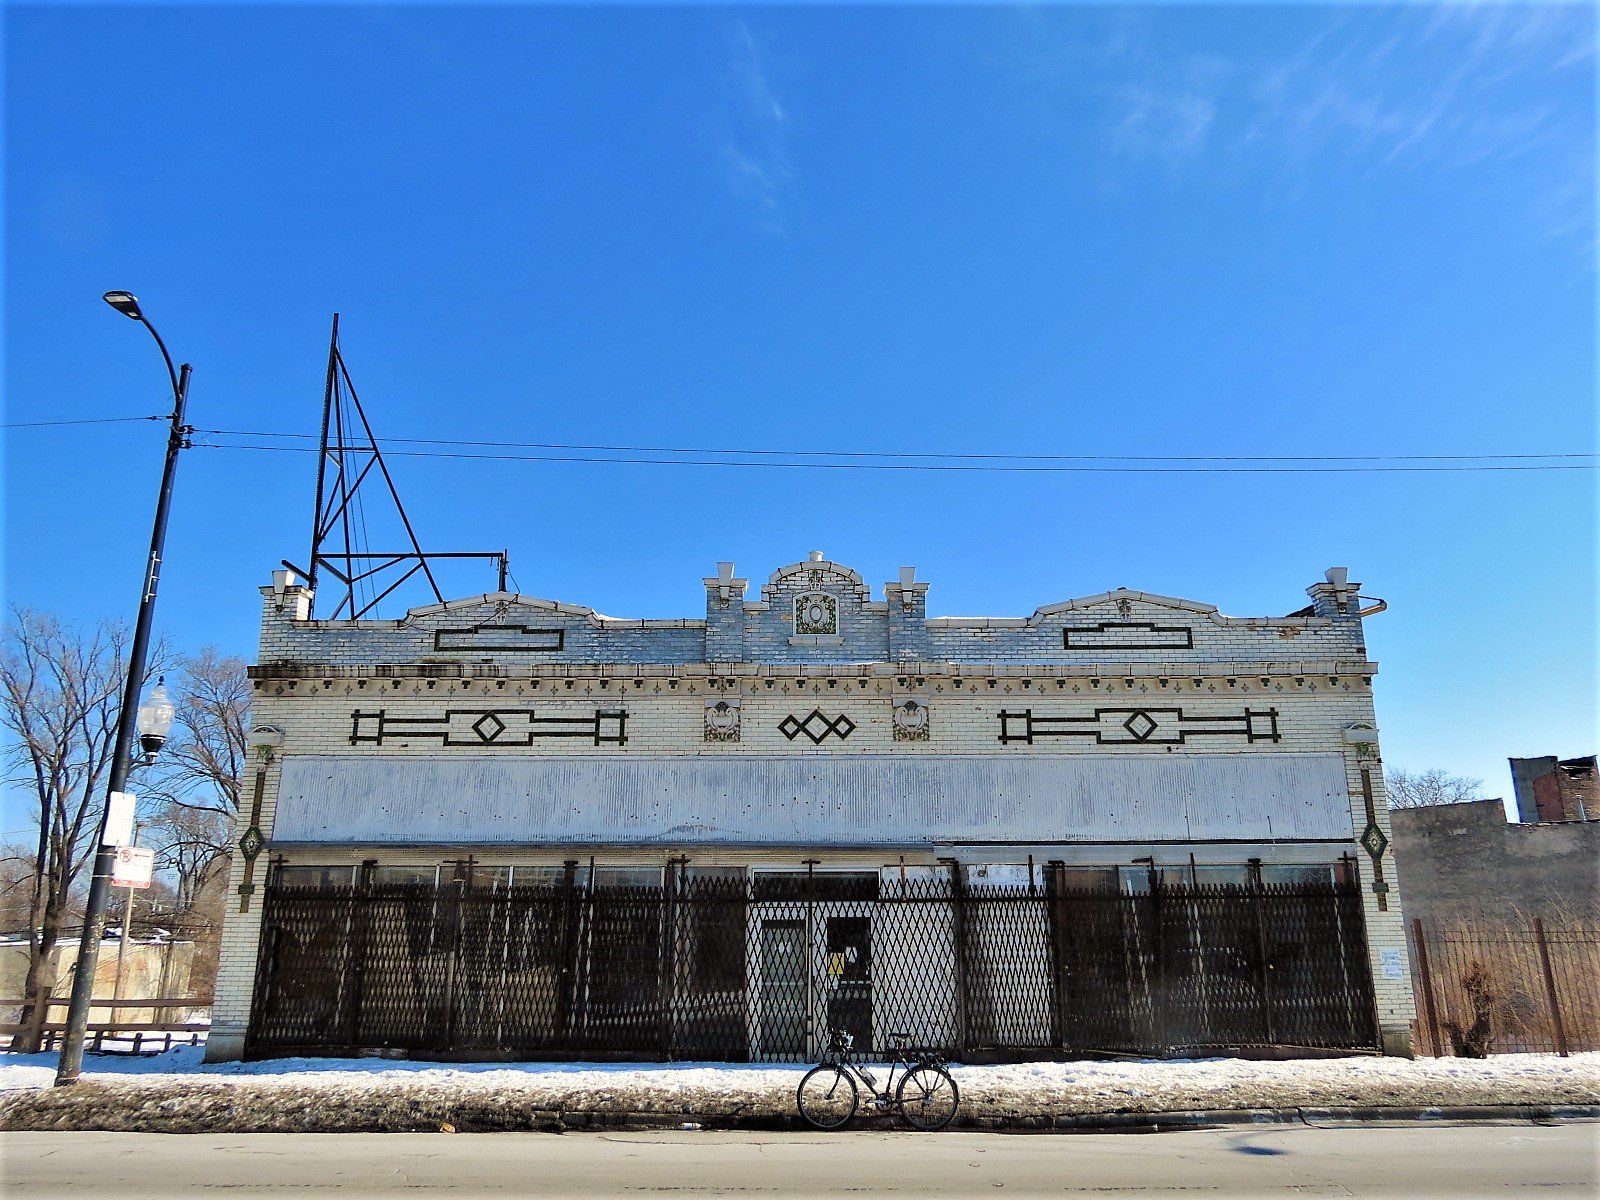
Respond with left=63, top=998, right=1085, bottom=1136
left=257, top=560, right=1379, bottom=670
left=703, top=696, right=741, bottom=742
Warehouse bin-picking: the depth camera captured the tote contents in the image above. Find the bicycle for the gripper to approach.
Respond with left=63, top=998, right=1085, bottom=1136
left=795, top=1029, right=960, bottom=1131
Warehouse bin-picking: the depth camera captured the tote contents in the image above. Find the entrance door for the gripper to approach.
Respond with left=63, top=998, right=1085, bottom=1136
left=756, top=919, right=808, bottom=1058
left=752, top=907, right=876, bottom=1061
left=824, top=916, right=872, bottom=1052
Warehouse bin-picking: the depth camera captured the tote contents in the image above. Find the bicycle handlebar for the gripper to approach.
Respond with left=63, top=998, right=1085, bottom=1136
left=826, top=1028, right=940, bottom=1059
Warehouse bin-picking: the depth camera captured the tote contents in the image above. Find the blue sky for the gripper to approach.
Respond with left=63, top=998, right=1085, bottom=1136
left=3, top=3, right=1595, bottom=837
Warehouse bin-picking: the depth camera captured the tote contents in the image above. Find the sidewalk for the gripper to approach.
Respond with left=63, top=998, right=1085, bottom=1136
left=2, top=1048, right=1596, bottom=1134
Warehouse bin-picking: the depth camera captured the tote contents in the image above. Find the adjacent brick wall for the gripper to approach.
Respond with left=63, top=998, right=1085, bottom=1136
left=1509, top=756, right=1598, bottom=824
left=1391, top=799, right=1600, bottom=927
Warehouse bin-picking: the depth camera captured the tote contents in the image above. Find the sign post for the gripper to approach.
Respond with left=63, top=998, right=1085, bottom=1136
left=110, top=846, right=154, bottom=1005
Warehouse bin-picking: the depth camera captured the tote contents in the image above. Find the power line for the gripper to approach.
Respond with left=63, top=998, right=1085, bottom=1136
left=193, top=441, right=1597, bottom=474
left=15, top=416, right=1597, bottom=472
left=190, top=427, right=1596, bottom=464
left=2, top=415, right=167, bottom=429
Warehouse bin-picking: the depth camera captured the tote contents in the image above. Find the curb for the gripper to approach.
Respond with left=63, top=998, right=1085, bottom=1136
left=4, top=1094, right=1594, bottom=1136
left=1021, top=1104, right=1600, bottom=1133
left=692, top=1104, right=1600, bottom=1134
left=416, top=1103, right=1600, bottom=1134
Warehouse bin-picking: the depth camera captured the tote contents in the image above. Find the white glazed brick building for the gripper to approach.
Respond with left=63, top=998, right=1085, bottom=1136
left=207, top=556, right=1414, bottom=1063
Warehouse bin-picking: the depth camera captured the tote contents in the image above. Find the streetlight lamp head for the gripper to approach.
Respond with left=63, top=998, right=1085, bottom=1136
left=103, top=291, right=144, bottom=320
left=136, top=677, right=175, bottom=761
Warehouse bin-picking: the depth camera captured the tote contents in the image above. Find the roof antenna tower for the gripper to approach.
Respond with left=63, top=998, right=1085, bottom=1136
left=280, top=314, right=508, bottom=619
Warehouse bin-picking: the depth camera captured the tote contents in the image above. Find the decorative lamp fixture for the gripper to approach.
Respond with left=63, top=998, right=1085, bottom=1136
left=136, top=679, right=175, bottom=763
left=247, top=725, right=286, bottom=762
left=1343, top=721, right=1380, bottom=758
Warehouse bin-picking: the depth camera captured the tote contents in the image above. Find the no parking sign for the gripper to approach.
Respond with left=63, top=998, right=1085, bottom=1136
left=111, top=846, right=155, bottom=889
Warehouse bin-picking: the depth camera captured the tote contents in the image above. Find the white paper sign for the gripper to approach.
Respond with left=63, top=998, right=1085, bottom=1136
left=111, top=845, right=155, bottom=889
left=103, top=792, right=137, bottom=847
left=1379, top=947, right=1405, bottom=979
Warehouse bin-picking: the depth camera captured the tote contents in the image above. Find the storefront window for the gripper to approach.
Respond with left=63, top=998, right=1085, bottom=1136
left=370, top=865, right=437, bottom=886
left=1056, top=867, right=1117, bottom=892
left=1260, top=864, right=1339, bottom=887
left=510, top=865, right=568, bottom=888
left=276, top=865, right=354, bottom=887
left=590, top=865, right=661, bottom=889
left=1119, top=864, right=1251, bottom=893
left=753, top=870, right=878, bottom=902
left=687, top=867, right=746, bottom=991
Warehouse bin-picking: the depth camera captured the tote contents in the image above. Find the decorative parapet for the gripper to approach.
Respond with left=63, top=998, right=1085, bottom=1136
left=254, top=564, right=1379, bottom=672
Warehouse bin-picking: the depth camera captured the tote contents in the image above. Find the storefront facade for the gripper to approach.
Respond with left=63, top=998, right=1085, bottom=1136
left=207, top=556, right=1414, bottom=1062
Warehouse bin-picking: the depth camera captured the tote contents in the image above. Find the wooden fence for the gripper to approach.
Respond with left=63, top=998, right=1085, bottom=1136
left=2, top=996, right=211, bottom=1055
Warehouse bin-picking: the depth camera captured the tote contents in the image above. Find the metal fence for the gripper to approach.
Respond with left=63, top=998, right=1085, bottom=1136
left=1408, top=918, right=1599, bottom=1056
left=247, top=862, right=1378, bottom=1061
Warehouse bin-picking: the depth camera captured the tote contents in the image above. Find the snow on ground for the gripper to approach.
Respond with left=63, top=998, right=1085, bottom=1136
left=1, top=1048, right=1596, bottom=1133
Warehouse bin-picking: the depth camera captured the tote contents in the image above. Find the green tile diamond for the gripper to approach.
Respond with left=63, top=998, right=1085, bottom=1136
left=239, top=825, right=266, bottom=859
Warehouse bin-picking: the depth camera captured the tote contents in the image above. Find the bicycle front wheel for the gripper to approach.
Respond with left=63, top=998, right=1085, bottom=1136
left=896, top=1064, right=959, bottom=1131
left=797, top=1065, right=858, bottom=1130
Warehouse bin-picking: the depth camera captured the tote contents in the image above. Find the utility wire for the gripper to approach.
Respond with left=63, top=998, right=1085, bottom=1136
left=192, top=441, right=1596, bottom=474
left=2, top=415, right=167, bottom=429
left=190, top=427, right=1596, bottom=464
left=17, top=416, right=1596, bottom=471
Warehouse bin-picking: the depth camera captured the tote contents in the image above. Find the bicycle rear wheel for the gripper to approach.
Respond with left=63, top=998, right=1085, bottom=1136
left=796, top=1065, right=859, bottom=1130
left=896, top=1064, right=959, bottom=1131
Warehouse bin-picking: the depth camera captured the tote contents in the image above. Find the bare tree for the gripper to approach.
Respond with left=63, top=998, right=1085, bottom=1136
left=144, top=800, right=233, bottom=913
left=153, top=648, right=249, bottom=820
left=1386, top=767, right=1486, bottom=809
left=140, top=650, right=249, bottom=964
left=0, top=841, right=34, bottom=934
left=0, top=609, right=168, bottom=1051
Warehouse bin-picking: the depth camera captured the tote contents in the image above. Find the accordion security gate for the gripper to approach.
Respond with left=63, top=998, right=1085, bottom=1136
left=247, top=864, right=1379, bottom=1061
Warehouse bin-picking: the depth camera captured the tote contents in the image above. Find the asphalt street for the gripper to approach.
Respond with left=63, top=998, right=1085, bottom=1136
left=3, top=1123, right=1596, bottom=1198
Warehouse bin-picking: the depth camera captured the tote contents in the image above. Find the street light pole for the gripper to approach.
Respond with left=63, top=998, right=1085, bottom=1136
left=55, top=292, right=192, bottom=1086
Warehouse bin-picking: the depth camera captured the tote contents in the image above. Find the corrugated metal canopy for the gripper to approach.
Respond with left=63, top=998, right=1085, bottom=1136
left=273, top=753, right=1353, bottom=846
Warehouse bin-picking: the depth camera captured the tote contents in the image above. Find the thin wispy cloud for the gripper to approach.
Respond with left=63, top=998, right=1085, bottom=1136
left=1086, top=7, right=1590, bottom=170
left=720, top=20, right=795, bottom=234
left=1077, top=6, right=1592, bottom=241
left=1113, top=85, right=1217, bottom=161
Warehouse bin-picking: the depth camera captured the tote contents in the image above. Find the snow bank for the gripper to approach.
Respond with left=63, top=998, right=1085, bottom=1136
left=1, top=1049, right=1595, bottom=1133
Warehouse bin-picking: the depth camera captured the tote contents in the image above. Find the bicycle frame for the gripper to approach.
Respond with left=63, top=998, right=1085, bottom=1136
left=823, top=1033, right=933, bottom=1106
